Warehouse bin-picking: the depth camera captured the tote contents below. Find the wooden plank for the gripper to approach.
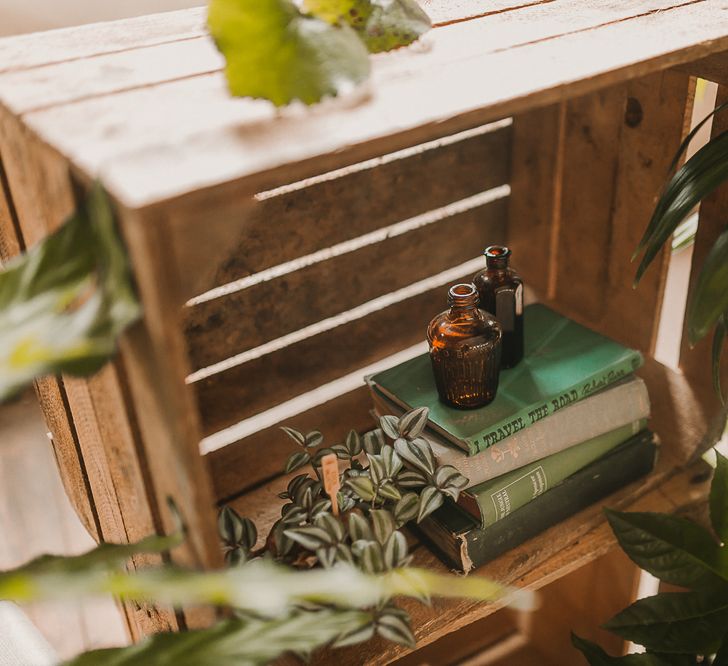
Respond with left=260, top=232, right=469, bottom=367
left=185, top=196, right=508, bottom=371
left=12, top=0, right=728, bottom=209
left=679, top=85, right=728, bottom=399
left=551, top=71, right=694, bottom=354
left=178, top=122, right=510, bottom=298
left=193, top=259, right=487, bottom=436
left=507, top=103, right=564, bottom=298
left=676, top=50, right=728, bottom=87
left=207, top=386, right=373, bottom=503
left=0, top=152, right=22, bottom=260
left=0, top=7, right=207, bottom=74
left=421, top=0, right=555, bottom=26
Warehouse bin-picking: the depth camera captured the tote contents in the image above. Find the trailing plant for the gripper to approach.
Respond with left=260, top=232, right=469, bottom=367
left=633, top=101, right=728, bottom=402
left=572, top=451, right=728, bottom=665
left=207, top=0, right=431, bottom=106
left=217, top=407, right=471, bottom=648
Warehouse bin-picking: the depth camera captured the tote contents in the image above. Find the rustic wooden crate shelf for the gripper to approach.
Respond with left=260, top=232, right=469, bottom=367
left=1, top=0, right=727, bottom=658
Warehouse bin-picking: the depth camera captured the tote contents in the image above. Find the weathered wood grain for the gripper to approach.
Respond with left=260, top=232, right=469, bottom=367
left=676, top=50, right=728, bottom=87
left=185, top=197, right=507, bottom=371
left=10, top=0, right=728, bottom=209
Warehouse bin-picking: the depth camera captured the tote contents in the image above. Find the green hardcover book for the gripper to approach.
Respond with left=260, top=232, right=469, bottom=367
left=368, top=303, right=643, bottom=455
left=458, top=418, right=646, bottom=526
left=416, top=430, right=657, bottom=573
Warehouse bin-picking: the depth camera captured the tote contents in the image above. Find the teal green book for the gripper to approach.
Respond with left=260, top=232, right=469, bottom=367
left=458, top=419, right=646, bottom=526
left=368, top=304, right=643, bottom=455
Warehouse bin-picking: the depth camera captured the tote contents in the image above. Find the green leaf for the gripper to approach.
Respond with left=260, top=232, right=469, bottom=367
left=305, top=430, right=324, bottom=448
left=314, top=512, right=345, bottom=542
left=433, top=465, right=468, bottom=490
left=713, top=314, right=727, bottom=403
left=332, top=622, right=376, bottom=648
left=381, top=445, right=403, bottom=478
left=284, top=525, right=333, bottom=550
left=346, top=476, right=376, bottom=502
left=393, top=492, right=419, bottom=526
left=217, top=506, right=257, bottom=551
left=285, top=450, right=312, bottom=474
left=394, top=437, right=436, bottom=476
left=348, top=512, right=373, bottom=542
left=304, top=0, right=431, bottom=54
left=687, top=227, right=728, bottom=345
left=377, top=481, right=402, bottom=501
left=603, top=588, right=728, bottom=654
left=67, top=608, right=374, bottom=666
left=396, top=406, right=430, bottom=439
left=634, top=130, right=728, bottom=285
left=383, top=532, right=409, bottom=569
left=207, top=0, right=370, bottom=107
left=711, top=451, right=728, bottom=543
left=397, top=469, right=427, bottom=488
left=417, top=486, right=444, bottom=523
left=605, top=509, right=728, bottom=588
left=376, top=608, right=416, bottom=647
left=363, top=429, right=385, bottom=455
left=367, top=453, right=387, bottom=485
left=345, top=429, right=363, bottom=456
left=0, top=183, right=140, bottom=401
left=571, top=634, right=688, bottom=665
left=280, top=426, right=306, bottom=447
left=353, top=540, right=385, bottom=574
left=370, top=510, right=395, bottom=544
left=379, top=415, right=400, bottom=439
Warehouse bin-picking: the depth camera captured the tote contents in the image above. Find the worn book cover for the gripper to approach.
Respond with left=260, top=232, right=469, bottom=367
left=368, top=303, right=643, bottom=455
left=416, top=430, right=657, bottom=572
left=371, top=375, right=650, bottom=487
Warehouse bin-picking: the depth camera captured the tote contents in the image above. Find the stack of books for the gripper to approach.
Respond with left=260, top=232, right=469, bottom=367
left=367, top=304, right=656, bottom=573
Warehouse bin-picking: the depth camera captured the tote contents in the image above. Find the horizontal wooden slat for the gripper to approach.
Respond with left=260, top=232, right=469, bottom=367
left=194, top=261, right=492, bottom=435
left=420, top=0, right=553, bottom=26
left=8, top=0, right=726, bottom=209
left=207, top=386, right=373, bottom=503
left=185, top=194, right=508, bottom=371
left=0, top=8, right=207, bottom=74
left=181, top=122, right=510, bottom=299
left=226, top=356, right=713, bottom=664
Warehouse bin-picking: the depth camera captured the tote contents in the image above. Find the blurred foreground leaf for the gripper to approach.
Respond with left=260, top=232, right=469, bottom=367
left=208, top=0, right=370, bottom=106
left=0, top=182, right=140, bottom=401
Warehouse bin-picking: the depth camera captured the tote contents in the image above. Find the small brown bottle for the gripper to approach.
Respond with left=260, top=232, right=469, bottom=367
left=473, top=246, right=524, bottom=369
left=427, top=283, right=502, bottom=409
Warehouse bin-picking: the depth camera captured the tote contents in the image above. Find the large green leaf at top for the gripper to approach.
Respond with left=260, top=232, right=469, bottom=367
left=207, top=0, right=370, bottom=106
left=66, top=609, right=373, bottom=666
left=686, top=226, right=728, bottom=345
left=0, top=182, right=140, bottom=401
left=605, top=509, right=728, bottom=589
left=711, top=451, right=728, bottom=543
left=304, top=0, right=432, bottom=53
left=603, top=588, right=728, bottom=654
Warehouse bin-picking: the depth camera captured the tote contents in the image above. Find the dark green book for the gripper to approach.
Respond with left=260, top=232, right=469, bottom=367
left=458, top=419, right=646, bottom=526
left=415, top=430, right=657, bottom=573
left=368, top=304, right=643, bottom=455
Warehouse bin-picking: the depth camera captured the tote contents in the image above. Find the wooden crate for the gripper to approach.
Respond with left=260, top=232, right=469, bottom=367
left=1, top=0, right=727, bottom=659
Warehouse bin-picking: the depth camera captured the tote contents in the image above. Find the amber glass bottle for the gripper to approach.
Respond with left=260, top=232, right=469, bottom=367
left=473, top=245, right=524, bottom=368
left=427, top=283, right=502, bottom=409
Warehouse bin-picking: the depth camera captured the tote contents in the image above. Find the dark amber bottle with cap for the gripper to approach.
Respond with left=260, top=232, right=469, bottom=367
left=473, top=245, right=524, bottom=368
left=427, top=283, right=502, bottom=409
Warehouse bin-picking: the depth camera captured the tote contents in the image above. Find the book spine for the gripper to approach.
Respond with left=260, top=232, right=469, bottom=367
left=430, top=377, right=649, bottom=485
left=464, top=351, right=643, bottom=455
left=460, top=419, right=645, bottom=527
left=420, top=431, right=656, bottom=572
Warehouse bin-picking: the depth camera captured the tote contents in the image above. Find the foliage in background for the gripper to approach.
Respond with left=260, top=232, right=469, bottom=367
left=0, top=183, right=140, bottom=401
left=207, top=0, right=430, bottom=106
left=633, top=102, right=728, bottom=401
left=572, top=452, right=728, bottom=665
left=218, top=407, right=474, bottom=649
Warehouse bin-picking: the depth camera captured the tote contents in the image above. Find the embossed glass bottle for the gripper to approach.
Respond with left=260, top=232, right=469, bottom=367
left=427, top=283, right=502, bottom=409
left=473, top=245, right=524, bottom=368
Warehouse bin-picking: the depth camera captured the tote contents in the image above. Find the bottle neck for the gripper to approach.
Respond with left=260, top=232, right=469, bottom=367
left=447, top=283, right=480, bottom=316
left=484, top=245, right=511, bottom=270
